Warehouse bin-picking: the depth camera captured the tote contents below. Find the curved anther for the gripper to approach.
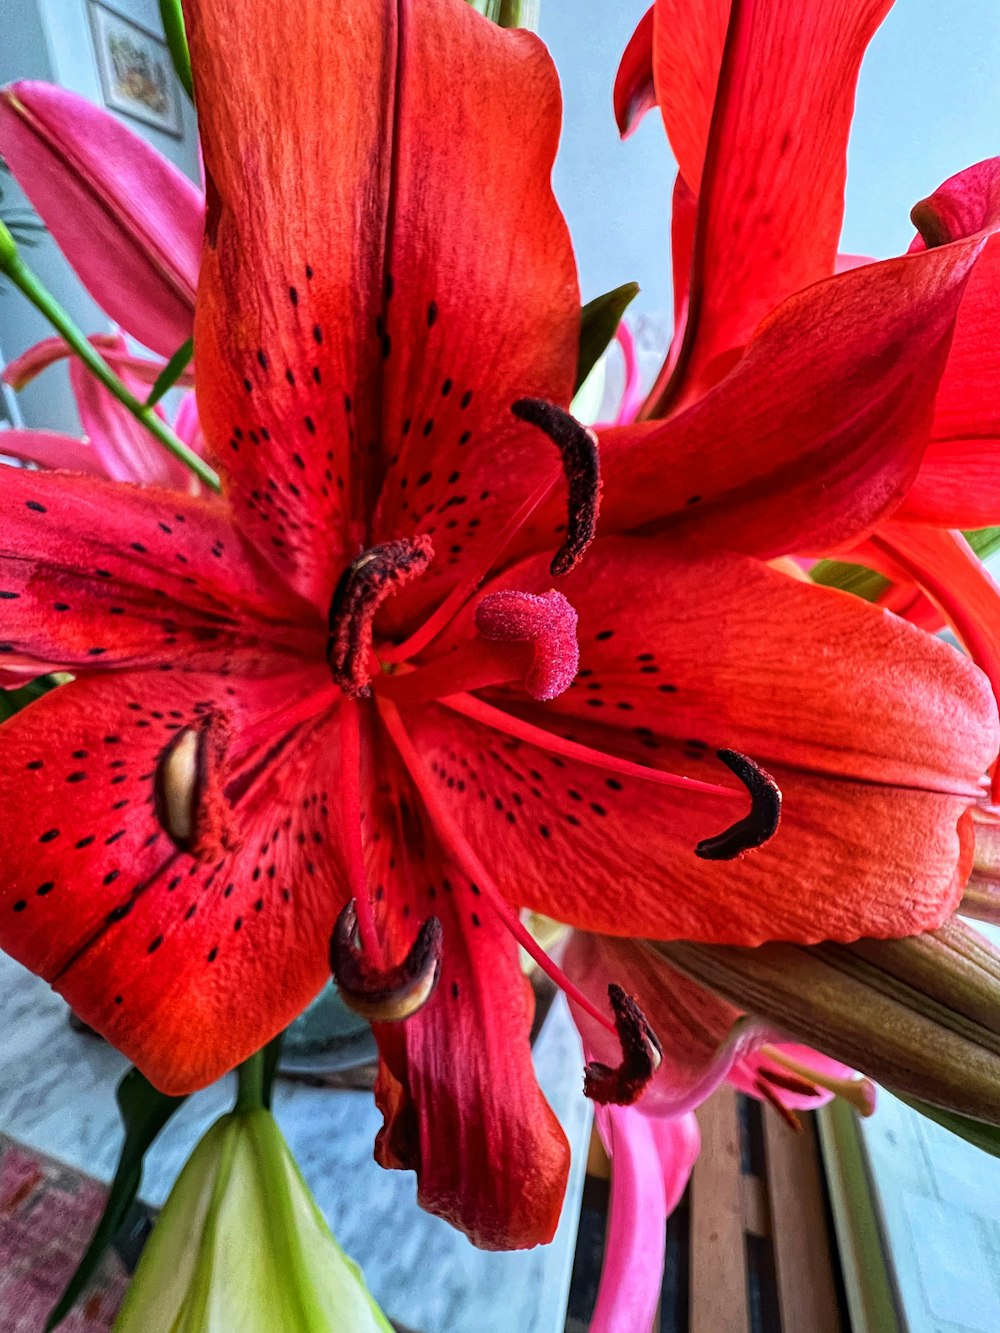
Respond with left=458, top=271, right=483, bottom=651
left=475, top=588, right=579, bottom=700
left=512, top=397, right=601, bottom=576
left=153, top=712, right=236, bottom=859
left=328, top=537, right=433, bottom=698
left=695, top=749, right=782, bottom=861
left=583, top=983, right=662, bottom=1106
left=330, top=898, right=444, bottom=1022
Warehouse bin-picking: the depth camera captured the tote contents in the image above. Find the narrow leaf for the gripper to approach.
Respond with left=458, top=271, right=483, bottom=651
left=158, top=0, right=194, bottom=101
left=809, top=558, right=890, bottom=602
left=144, top=336, right=193, bottom=408
left=897, top=1093, right=1000, bottom=1159
left=576, top=282, right=640, bottom=394
left=46, top=1069, right=187, bottom=1330
left=966, top=525, right=1000, bottom=562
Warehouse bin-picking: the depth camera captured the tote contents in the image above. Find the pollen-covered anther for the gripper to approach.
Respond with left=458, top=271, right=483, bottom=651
left=694, top=749, right=782, bottom=861
left=512, top=397, right=601, bottom=576
left=328, top=537, right=434, bottom=699
left=330, top=898, right=444, bottom=1022
left=584, top=983, right=662, bottom=1106
left=474, top=588, right=579, bottom=701
left=152, top=712, right=238, bottom=860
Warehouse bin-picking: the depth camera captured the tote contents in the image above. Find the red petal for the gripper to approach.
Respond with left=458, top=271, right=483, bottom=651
left=3, top=336, right=191, bottom=393
left=0, top=668, right=342, bottom=1092
left=70, top=333, right=201, bottom=490
left=186, top=0, right=577, bottom=611
left=0, top=468, right=320, bottom=677
left=0, top=81, right=200, bottom=358
left=614, top=6, right=657, bottom=138
left=368, top=750, right=569, bottom=1250
left=600, top=231, right=996, bottom=556
left=403, top=539, right=996, bottom=945
left=649, top=0, right=729, bottom=192
left=0, top=430, right=106, bottom=477
left=650, top=0, right=893, bottom=410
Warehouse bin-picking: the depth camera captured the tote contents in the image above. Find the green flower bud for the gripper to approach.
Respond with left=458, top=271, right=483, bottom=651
left=114, top=1109, right=392, bottom=1333
left=655, top=917, right=1000, bottom=1123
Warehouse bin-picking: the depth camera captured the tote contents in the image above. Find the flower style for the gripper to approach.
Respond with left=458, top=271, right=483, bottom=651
left=0, top=0, right=997, bottom=1255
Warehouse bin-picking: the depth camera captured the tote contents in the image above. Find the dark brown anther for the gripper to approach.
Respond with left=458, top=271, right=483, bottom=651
left=695, top=749, right=782, bottom=861
left=153, top=712, right=236, bottom=859
left=512, top=397, right=602, bottom=577
left=327, top=537, right=433, bottom=698
left=330, top=898, right=443, bottom=1022
left=756, top=1066, right=821, bottom=1100
left=753, top=1077, right=804, bottom=1132
left=584, top=983, right=662, bottom=1106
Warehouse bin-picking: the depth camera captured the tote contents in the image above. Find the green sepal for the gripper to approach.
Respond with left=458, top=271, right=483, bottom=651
left=145, top=336, right=193, bottom=408
left=576, top=282, right=640, bottom=395
left=896, top=1094, right=1000, bottom=1160
left=158, top=0, right=194, bottom=101
left=45, top=1068, right=187, bottom=1330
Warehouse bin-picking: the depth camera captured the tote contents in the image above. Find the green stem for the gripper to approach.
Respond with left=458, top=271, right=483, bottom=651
left=236, top=1051, right=266, bottom=1112
left=1, top=245, right=219, bottom=493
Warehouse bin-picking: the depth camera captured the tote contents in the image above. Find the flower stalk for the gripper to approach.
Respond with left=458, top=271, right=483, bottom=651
left=0, top=226, right=218, bottom=492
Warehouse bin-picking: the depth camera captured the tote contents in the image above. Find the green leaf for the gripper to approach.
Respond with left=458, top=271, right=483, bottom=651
left=896, top=1094, right=1000, bottom=1159
left=576, top=282, right=640, bottom=395
left=158, top=0, right=194, bottom=101
left=46, top=1069, right=187, bottom=1331
left=966, top=526, right=1000, bottom=562
left=809, top=559, right=890, bottom=603
left=0, top=674, right=62, bottom=722
left=144, top=336, right=193, bottom=408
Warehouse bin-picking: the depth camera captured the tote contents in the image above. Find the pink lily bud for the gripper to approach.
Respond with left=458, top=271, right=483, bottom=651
left=0, top=80, right=203, bottom=357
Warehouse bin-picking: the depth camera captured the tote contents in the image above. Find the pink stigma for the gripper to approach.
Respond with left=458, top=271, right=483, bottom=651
left=475, top=588, right=579, bottom=701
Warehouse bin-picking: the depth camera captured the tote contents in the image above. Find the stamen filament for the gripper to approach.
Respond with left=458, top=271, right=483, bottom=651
left=378, top=698, right=617, bottom=1036
left=339, top=699, right=381, bottom=962
left=758, top=1044, right=876, bottom=1116
left=439, top=691, right=740, bottom=801
left=642, top=1008, right=779, bottom=1117
left=380, top=467, right=561, bottom=664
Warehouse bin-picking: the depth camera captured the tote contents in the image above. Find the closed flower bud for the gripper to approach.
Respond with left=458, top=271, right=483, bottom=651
left=654, top=918, right=1000, bottom=1123
left=114, top=1108, right=392, bottom=1333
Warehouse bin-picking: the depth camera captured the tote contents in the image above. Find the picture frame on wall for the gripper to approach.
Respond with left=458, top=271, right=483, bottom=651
left=87, top=1, right=184, bottom=139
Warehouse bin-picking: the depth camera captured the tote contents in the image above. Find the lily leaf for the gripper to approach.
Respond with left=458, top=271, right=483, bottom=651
left=576, top=282, right=640, bottom=395
left=809, top=559, right=889, bottom=602
left=46, top=1068, right=187, bottom=1331
left=144, top=336, right=193, bottom=408
left=0, top=674, right=63, bottom=722
left=966, top=525, right=1000, bottom=562
left=897, top=1093, right=1000, bottom=1159
left=158, top=0, right=194, bottom=101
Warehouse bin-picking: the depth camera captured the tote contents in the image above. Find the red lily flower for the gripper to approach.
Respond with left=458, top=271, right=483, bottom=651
left=610, top=0, right=1000, bottom=785
left=0, top=0, right=996, bottom=1253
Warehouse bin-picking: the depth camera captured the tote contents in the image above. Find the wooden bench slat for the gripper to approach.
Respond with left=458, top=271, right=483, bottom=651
left=691, top=1084, right=750, bottom=1333
left=762, top=1105, right=843, bottom=1333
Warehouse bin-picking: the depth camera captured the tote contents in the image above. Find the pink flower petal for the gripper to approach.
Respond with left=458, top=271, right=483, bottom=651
left=0, top=81, right=202, bottom=357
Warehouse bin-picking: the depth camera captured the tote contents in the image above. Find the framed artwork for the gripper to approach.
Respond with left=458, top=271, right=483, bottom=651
left=87, top=1, right=184, bottom=139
